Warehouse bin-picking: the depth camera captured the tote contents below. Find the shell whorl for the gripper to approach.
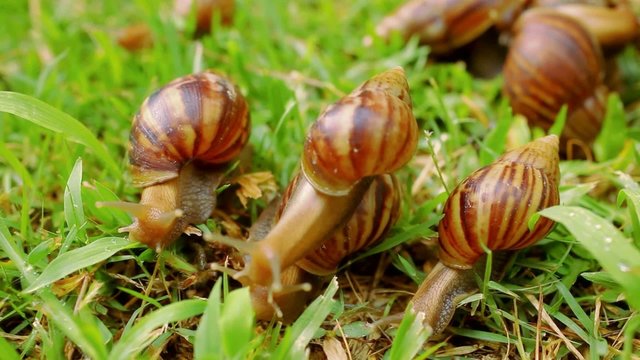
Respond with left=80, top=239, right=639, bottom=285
left=301, top=67, right=418, bottom=196
left=129, top=71, right=250, bottom=187
left=438, top=135, right=560, bottom=269
left=503, top=9, right=605, bottom=148
left=291, top=174, right=401, bottom=275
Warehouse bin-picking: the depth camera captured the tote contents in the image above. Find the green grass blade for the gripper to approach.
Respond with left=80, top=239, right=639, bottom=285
left=194, top=281, right=223, bottom=360
left=594, top=93, right=626, bottom=162
left=548, top=105, right=568, bottom=137
left=108, top=299, right=207, bottom=360
left=0, top=91, right=120, bottom=175
left=347, top=222, right=437, bottom=267
left=0, top=219, right=36, bottom=283
left=479, top=101, right=511, bottom=166
left=618, top=189, right=640, bottom=247
left=39, top=292, right=109, bottom=360
left=387, top=308, right=431, bottom=360
left=540, top=206, right=640, bottom=310
left=220, top=287, right=254, bottom=358
left=194, top=280, right=255, bottom=360
left=24, top=237, right=133, bottom=293
left=555, top=282, right=594, bottom=335
left=0, top=335, right=20, bottom=360
left=272, top=277, right=339, bottom=359
left=64, top=158, right=86, bottom=240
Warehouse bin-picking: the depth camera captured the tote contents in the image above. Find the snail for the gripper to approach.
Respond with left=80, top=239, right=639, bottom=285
left=97, top=71, right=250, bottom=251
left=174, top=0, right=235, bottom=38
left=244, top=173, right=401, bottom=321
left=116, top=0, right=234, bottom=51
left=376, top=0, right=526, bottom=55
left=211, top=67, right=418, bottom=293
left=503, top=9, right=608, bottom=156
left=407, top=135, right=560, bottom=334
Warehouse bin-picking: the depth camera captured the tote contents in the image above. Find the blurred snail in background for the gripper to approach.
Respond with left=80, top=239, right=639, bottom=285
left=245, top=174, right=401, bottom=321
left=376, top=0, right=525, bottom=55
left=97, top=71, right=250, bottom=251
left=382, top=135, right=560, bottom=334
left=211, top=67, right=418, bottom=295
left=376, top=0, right=527, bottom=77
left=377, top=1, right=639, bottom=135
left=117, top=0, right=234, bottom=51
left=503, top=9, right=608, bottom=156
left=174, top=0, right=235, bottom=38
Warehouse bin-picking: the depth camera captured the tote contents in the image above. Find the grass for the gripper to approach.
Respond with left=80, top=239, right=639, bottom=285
left=1, top=0, right=640, bottom=358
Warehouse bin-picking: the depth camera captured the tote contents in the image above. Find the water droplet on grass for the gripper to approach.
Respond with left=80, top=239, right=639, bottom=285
left=619, top=263, right=631, bottom=272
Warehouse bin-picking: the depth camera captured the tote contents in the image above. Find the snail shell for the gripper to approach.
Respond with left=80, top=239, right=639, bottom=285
left=503, top=9, right=606, bottom=151
left=292, top=174, right=401, bottom=275
left=438, top=135, right=560, bottom=269
left=302, top=66, right=418, bottom=196
left=129, top=70, right=250, bottom=187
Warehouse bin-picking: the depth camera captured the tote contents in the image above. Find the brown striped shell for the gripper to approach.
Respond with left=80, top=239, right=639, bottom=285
left=503, top=9, right=606, bottom=151
left=129, top=71, right=250, bottom=187
left=301, top=67, right=417, bottom=196
left=438, top=135, right=560, bottom=269
left=376, top=0, right=526, bottom=54
left=286, top=174, right=401, bottom=275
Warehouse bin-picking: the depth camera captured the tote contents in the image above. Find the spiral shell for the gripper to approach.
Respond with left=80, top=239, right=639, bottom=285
left=503, top=9, right=606, bottom=149
left=289, top=174, right=401, bottom=275
left=129, top=70, right=250, bottom=187
left=438, top=135, right=560, bottom=269
left=376, top=0, right=525, bottom=54
left=301, top=67, right=417, bottom=196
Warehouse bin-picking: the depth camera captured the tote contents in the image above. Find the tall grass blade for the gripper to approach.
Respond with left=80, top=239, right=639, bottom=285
left=540, top=206, right=640, bottom=310
left=108, top=299, right=207, bottom=360
left=0, top=91, right=120, bottom=174
left=24, top=237, right=132, bottom=293
left=387, top=308, right=431, bottom=360
left=272, top=277, right=339, bottom=359
left=64, top=158, right=86, bottom=240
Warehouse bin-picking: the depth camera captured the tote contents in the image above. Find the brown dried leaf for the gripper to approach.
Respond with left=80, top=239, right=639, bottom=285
left=232, top=171, right=277, bottom=207
left=322, top=337, right=348, bottom=360
left=52, top=273, right=85, bottom=296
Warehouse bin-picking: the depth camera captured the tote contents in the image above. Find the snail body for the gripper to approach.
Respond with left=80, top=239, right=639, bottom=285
left=99, top=71, right=250, bottom=250
left=409, top=135, right=560, bottom=334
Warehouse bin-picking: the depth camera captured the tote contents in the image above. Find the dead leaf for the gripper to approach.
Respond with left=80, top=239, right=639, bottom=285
left=232, top=171, right=277, bottom=207
left=323, top=337, right=348, bottom=360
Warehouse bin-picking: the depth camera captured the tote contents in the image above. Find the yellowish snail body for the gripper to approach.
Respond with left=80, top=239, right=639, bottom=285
left=407, top=135, right=560, bottom=334
left=246, top=174, right=402, bottom=321
left=98, top=71, right=250, bottom=251
left=213, top=67, right=418, bottom=294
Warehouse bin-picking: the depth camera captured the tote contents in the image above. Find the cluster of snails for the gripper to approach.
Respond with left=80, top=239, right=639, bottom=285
left=99, top=64, right=563, bottom=335
left=377, top=0, right=639, bottom=157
